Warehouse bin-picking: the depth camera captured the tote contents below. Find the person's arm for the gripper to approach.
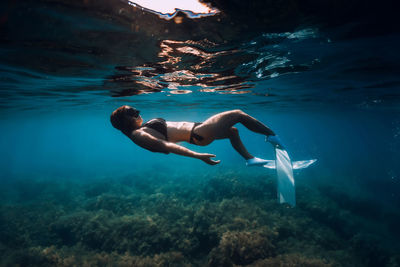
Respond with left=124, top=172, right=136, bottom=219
left=130, top=130, right=220, bottom=165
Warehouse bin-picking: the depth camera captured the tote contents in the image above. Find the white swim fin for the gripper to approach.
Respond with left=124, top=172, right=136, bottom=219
left=263, top=159, right=317, bottom=169
left=275, top=148, right=296, bottom=207
left=246, top=157, right=269, bottom=166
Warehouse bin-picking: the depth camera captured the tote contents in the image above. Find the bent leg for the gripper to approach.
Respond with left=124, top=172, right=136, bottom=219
left=229, top=126, right=270, bottom=166
left=192, top=109, right=275, bottom=147
left=197, top=110, right=275, bottom=139
left=235, top=110, right=275, bottom=136
left=228, top=127, right=253, bottom=160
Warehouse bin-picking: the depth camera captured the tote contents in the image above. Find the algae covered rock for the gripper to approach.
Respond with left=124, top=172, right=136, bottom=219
left=51, top=210, right=172, bottom=254
left=251, top=253, right=332, bottom=267
left=208, top=229, right=275, bottom=266
left=1, top=172, right=399, bottom=266
left=350, top=233, right=390, bottom=267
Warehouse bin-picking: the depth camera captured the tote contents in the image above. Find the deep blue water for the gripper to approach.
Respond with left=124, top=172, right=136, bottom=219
left=1, top=0, right=400, bottom=266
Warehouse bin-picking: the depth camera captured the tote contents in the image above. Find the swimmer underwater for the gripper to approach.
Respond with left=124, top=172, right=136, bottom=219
left=110, top=106, right=285, bottom=166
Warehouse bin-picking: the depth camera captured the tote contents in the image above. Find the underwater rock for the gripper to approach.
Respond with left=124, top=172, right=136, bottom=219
left=10, top=246, right=191, bottom=267
left=84, top=194, right=140, bottom=215
left=350, top=233, right=390, bottom=267
left=84, top=181, right=112, bottom=197
left=203, top=175, right=273, bottom=202
left=50, top=211, right=95, bottom=246
left=208, top=230, right=275, bottom=266
left=299, top=188, right=357, bottom=239
left=4, top=248, right=52, bottom=267
left=1, top=173, right=399, bottom=266
left=51, top=210, right=173, bottom=254
left=388, top=254, right=400, bottom=267
left=250, top=253, right=332, bottom=267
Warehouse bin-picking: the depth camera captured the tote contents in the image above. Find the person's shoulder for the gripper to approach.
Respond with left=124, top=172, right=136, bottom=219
left=129, top=129, right=145, bottom=139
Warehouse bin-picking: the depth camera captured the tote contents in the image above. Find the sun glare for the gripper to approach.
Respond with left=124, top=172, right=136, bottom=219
left=128, top=0, right=218, bottom=18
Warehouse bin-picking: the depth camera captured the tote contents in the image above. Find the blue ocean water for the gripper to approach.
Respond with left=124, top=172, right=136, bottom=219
left=1, top=0, right=400, bottom=266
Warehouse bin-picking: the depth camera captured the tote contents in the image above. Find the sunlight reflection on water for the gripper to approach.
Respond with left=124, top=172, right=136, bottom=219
left=127, top=0, right=219, bottom=19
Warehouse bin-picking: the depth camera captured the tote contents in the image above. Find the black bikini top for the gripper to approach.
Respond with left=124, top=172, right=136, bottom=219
left=141, top=118, right=168, bottom=141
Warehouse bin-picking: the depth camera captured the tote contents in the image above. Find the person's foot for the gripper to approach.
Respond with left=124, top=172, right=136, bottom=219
left=266, top=135, right=285, bottom=149
left=246, top=157, right=269, bottom=166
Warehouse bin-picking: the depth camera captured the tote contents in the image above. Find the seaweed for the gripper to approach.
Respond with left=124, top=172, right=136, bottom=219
left=1, top=171, right=399, bottom=266
left=208, top=229, right=276, bottom=266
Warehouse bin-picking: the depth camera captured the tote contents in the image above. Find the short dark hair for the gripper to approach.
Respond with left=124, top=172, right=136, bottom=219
left=110, top=105, right=136, bottom=135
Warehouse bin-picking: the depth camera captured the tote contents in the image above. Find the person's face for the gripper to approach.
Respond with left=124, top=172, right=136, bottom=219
left=124, top=106, right=142, bottom=127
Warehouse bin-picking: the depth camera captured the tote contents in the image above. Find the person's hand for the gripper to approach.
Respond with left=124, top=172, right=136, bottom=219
left=266, top=135, right=285, bottom=149
left=198, top=153, right=220, bottom=165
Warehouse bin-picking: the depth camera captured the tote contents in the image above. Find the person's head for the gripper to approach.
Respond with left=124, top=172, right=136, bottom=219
left=110, top=105, right=143, bottom=135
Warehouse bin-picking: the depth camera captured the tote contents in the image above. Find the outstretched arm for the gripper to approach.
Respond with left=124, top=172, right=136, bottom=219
left=130, top=130, right=220, bottom=165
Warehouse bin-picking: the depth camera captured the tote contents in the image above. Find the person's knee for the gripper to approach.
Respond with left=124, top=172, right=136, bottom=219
left=232, top=109, right=244, bottom=115
left=231, top=109, right=247, bottom=120
left=231, top=109, right=249, bottom=123
left=229, top=127, right=239, bottom=137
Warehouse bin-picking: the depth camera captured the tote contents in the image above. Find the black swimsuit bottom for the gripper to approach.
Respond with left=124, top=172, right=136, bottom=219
left=190, top=123, right=204, bottom=144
